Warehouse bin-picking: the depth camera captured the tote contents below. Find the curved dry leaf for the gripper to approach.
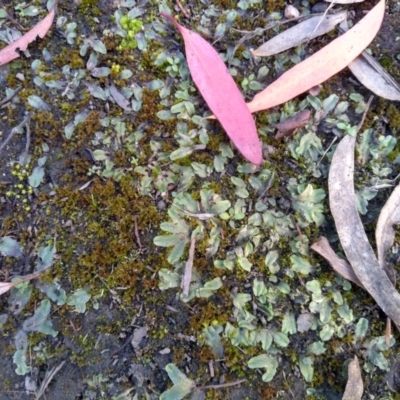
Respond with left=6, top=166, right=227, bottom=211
left=329, top=133, right=400, bottom=328
left=0, top=2, right=58, bottom=66
left=110, top=84, right=131, bottom=111
left=247, top=0, right=385, bottom=113
left=181, top=236, right=196, bottom=297
left=252, top=11, right=347, bottom=57
left=376, top=183, right=400, bottom=269
left=342, top=356, right=363, bottom=400
left=349, top=56, right=400, bottom=101
left=310, top=236, right=364, bottom=289
left=161, top=13, right=262, bottom=164
left=0, top=271, right=42, bottom=296
left=275, top=109, right=311, bottom=139
left=339, top=21, right=400, bottom=101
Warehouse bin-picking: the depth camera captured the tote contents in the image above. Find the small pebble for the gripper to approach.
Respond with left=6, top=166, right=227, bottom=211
left=311, top=2, right=329, bottom=13
left=285, top=5, right=300, bottom=19
left=157, top=199, right=167, bottom=211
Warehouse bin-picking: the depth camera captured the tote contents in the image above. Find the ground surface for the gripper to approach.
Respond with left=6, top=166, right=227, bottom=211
left=1, top=0, right=400, bottom=399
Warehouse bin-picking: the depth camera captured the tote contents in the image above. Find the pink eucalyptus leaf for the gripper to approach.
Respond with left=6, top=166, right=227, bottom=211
left=247, top=0, right=385, bottom=113
left=161, top=12, right=262, bottom=165
left=0, top=1, right=58, bottom=66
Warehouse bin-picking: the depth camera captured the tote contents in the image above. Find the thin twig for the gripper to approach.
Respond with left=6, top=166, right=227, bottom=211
left=0, top=86, right=22, bottom=107
left=0, top=1, right=25, bottom=30
left=20, top=113, right=32, bottom=165
left=176, top=0, right=190, bottom=18
left=133, top=215, right=142, bottom=248
left=197, top=378, right=247, bottom=390
left=356, top=95, right=374, bottom=133
left=257, top=171, right=275, bottom=200
left=305, top=1, right=336, bottom=47
left=0, top=113, right=31, bottom=154
left=181, top=236, right=196, bottom=297
left=110, top=332, right=135, bottom=357
left=35, top=361, right=66, bottom=400
left=315, top=136, right=337, bottom=170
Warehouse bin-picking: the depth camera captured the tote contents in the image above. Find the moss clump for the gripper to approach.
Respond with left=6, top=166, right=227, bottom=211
left=78, top=0, right=101, bottom=16
left=117, top=15, right=143, bottom=50
left=387, top=104, right=400, bottom=129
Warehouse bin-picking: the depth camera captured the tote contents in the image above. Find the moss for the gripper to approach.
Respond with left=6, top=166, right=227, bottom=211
left=387, top=104, right=400, bottom=129
left=78, top=0, right=101, bottom=16
left=53, top=48, right=85, bottom=69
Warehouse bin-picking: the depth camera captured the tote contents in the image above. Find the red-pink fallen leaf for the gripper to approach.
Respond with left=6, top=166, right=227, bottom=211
left=0, top=1, right=58, bottom=66
left=247, top=0, right=385, bottom=113
left=161, top=12, right=262, bottom=165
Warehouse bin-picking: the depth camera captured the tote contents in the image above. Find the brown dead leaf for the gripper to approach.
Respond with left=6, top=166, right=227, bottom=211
left=0, top=1, right=58, bottom=66
left=247, top=0, right=385, bottom=113
left=329, top=133, right=400, bottom=328
left=342, top=356, right=363, bottom=400
left=376, top=183, right=400, bottom=272
left=275, top=109, right=311, bottom=139
left=181, top=236, right=196, bottom=297
left=340, top=21, right=400, bottom=101
left=110, top=84, right=131, bottom=111
left=252, top=11, right=347, bottom=57
left=310, top=237, right=364, bottom=289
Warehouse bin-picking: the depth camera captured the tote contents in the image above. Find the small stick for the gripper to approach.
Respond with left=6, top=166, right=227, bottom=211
left=20, top=113, right=31, bottom=165
left=257, top=171, right=275, bottom=200
left=315, top=136, right=337, bottom=170
left=133, top=215, right=142, bottom=248
left=181, top=236, right=196, bottom=297
left=386, top=317, right=392, bottom=346
left=0, top=86, right=22, bottom=107
left=0, top=113, right=31, bottom=154
left=357, top=95, right=373, bottom=133
left=197, top=378, right=247, bottom=390
left=0, top=1, right=25, bottom=30
left=176, top=0, right=190, bottom=18
left=295, top=222, right=305, bottom=245
left=305, top=0, right=336, bottom=47
left=208, top=360, right=214, bottom=378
